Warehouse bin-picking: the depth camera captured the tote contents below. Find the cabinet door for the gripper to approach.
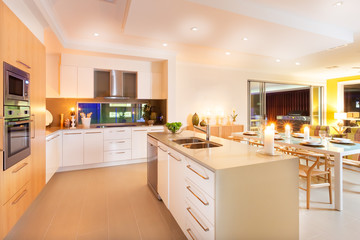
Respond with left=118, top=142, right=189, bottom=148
left=131, top=127, right=148, bottom=159
left=77, top=67, right=94, bottom=98
left=169, top=148, right=185, bottom=230
left=60, top=65, right=77, bottom=98
left=62, top=131, right=84, bottom=167
left=84, top=130, right=104, bottom=164
left=151, top=73, right=162, bottom=99
left=46, top=133, right=62, bottom=183
left=157, top=143, right=169, bottom=208
left=137, top=71, right=151, bottom=99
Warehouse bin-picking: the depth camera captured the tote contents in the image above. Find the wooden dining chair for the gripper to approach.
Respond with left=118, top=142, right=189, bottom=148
left=280, top=147, right=333, bottom=209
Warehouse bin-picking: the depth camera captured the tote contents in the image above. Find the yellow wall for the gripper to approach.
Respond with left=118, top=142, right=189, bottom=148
left=327, top=75, right=360, bottom=127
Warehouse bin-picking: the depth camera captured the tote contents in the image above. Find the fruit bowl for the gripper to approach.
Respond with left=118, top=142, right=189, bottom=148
left=166, top=122, right=183, bottom=134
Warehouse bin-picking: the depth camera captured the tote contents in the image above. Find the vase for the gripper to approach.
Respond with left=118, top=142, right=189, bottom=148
left=192, top=113, right=199, bottom=126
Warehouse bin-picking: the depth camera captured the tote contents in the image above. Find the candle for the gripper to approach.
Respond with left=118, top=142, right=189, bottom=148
left=70, top=107, right=76, bottom=116
left=264, top=126, right=274, bottom=155
left=270, top=123, right=275, bottom=130
left=285, top=124, right=291, bottom=138
left=304, top=126, right=310, bottom=140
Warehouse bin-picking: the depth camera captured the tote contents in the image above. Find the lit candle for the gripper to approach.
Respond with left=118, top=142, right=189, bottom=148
left=70, top=107, right=76, bottom=116
left=285, top=124, right=291, bottom=138
left=270, top=123, right=275, bottom=130
left=264, top=126, right=274, bottom=155
left=304, top=126, right=310, bottom=140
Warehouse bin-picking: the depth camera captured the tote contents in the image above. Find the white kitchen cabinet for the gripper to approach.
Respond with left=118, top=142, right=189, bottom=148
left=137, top=71, right=151, bottom=99
left=77, top=67, right=94, bottom=98
left=131, top=127, right=148, bottom=159
left=157, top=142, right=169, bottom=208
left=168, top=148, right=185, bottom=231
left=148, top=126, right=164, bottom=132
left=60, top=65, right=77, bottom=98
left=151, top=72, right=162, bottom=99
left=104, top=127, right=132, bottom=162
left=46, top=133, right=62, bottom=183
left=62, top=130, right=84, bottom=167
left=83, top=130, right=104, bottom=165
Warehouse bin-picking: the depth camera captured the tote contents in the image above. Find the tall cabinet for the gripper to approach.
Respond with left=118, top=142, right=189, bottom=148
left=0, top=2, right=46, bottom=238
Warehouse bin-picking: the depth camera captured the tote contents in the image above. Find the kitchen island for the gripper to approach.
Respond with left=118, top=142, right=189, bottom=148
left=148, top=130, right=299, bottom=240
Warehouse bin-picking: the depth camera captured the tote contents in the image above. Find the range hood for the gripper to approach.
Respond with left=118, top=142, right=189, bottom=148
left=94, top=70, right=137, bottom=99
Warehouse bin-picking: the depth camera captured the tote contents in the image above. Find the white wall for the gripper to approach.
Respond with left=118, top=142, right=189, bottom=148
left=175, top=62, right=321, bottom=129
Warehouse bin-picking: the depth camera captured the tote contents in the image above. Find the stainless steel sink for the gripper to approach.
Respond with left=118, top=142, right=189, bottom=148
left=172, top=137, right=206, bottom=144
left=182, top=142, right=222, bottom=149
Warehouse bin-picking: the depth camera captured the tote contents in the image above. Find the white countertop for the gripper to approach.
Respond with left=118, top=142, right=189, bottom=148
left=148, top=130, right=297, bottom=171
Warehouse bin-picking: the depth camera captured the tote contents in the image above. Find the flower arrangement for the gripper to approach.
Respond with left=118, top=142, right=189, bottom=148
left=229, top=109, right=238, bottom=122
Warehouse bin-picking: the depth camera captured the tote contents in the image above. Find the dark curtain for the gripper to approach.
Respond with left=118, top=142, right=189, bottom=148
left=266, top=89, right=310, bottom=122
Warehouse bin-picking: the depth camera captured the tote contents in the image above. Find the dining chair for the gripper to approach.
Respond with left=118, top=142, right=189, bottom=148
left=280, top=147, right=332, bottom=209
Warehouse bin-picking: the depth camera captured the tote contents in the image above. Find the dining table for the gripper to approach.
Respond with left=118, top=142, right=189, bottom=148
left=231, top=132, right=360, bottom=211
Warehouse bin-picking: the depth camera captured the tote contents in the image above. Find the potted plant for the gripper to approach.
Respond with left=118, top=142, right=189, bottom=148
left=143, top=104, right=152, bottom=125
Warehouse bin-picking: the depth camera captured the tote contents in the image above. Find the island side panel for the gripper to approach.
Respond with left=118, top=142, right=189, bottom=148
left=215, top=158, right=299, bottom=240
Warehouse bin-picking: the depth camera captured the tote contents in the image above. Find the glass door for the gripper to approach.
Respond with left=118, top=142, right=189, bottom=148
left=248, top=81, right=266, bottom=132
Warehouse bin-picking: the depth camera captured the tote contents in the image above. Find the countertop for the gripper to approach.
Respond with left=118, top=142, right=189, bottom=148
left=148, top=130, right=297, bottom=171
left=46, top=125, right=164, bottom=137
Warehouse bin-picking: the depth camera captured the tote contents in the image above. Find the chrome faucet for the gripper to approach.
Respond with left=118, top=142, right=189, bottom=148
left=193, top=124, right=211, bottom=141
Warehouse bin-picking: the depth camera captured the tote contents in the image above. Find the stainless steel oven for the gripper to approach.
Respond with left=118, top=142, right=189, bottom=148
left=3, top=62, right=30, bottom=106
left=3, top=106, right=31, bottom=170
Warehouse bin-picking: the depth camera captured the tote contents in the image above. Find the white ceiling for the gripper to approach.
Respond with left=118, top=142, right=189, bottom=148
left=29, top=0, right=360, bottom=80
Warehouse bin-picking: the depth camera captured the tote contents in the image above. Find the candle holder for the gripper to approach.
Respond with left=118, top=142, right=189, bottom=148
left=70, top=115, right=76, bottom=129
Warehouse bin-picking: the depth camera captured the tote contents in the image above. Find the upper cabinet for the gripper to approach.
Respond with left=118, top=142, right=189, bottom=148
left=60, top=65, right=94, bottom=98
left=137, top=71, right=163, bottom=99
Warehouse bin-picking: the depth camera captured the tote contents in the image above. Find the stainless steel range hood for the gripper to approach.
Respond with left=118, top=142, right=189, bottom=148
left=94, top=69, right=137, bottom=99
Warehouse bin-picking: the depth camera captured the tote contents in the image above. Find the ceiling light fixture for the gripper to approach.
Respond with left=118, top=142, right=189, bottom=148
left=242, top=37, right=248, bottom=41
left=162, top=43, right=168, bottom=47
left=333, top=1, right=343, bottom=6
left=191, top=27, right=198, bottom=31
left=275, top=59, right=281, bottom=63
left=295, top=62, right=301, bottom=66
left=225, top=52, right=231, bottom=55
left=94, top=33, right=99, bottom=37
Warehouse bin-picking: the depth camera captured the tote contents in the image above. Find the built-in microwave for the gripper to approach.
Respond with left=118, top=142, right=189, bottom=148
left=3, top=62, right=30, bottom=106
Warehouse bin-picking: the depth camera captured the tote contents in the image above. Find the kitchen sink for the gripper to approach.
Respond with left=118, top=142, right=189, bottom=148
left=182, top=142, right=222, bottom=149
left=172, top=137, right=206, bottom=144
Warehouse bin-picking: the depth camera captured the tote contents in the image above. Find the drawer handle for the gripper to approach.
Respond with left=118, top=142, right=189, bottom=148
left=158, top=146, right=167, bottom=152
left=186, top=207, right=209, bottom=232
left=186, top=165, right=209, bottom=180
left=64, top=132, right=82, bottom=135
left=117, top=130, right=125, bottom=132
left=186, top=186, right=209, bottom=206
left=85, top=132, right=102, bottom=134
left=116, top=141, right=125, bottom=143
left=186, top=228, right=197, bottom=240
left=115, top=152, right=125, bottom=154
left=134, top=129, right=147, bottom=132
left=12, top=162, right=28, bottom=173
left=16, top=60, right=31, bottom=69
left=47, top=134, right=60, bottom=142
left=169, top=153, right=181, bottom=162
left=12, top=189, right=28, bottom=205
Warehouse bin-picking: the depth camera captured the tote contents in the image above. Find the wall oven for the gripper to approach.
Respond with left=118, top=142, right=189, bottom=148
left=3, top=105, right=31, bottom=171
left=4, top=62, right=30, bottom=106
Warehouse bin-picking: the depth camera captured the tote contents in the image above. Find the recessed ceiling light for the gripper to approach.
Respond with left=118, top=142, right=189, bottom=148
left=162, top=43, right=168, bottom=47
left=242, top=37, right=248, bottom=41
left=275, top=59, right=281, bottom=63
left=191, top=27, right=198, bottom=31
left=333, top=1, right=343, bottom=6
left=93, top=33, right=99, bottom=37
left=225, top=52, right=231, bottom=55
left=295, top=62, right=301, bottom=66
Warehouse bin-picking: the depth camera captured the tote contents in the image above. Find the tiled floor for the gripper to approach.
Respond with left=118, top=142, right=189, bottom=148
left=5, top=163, right=360, bottom=240
left=5, top=163, right=186, bottom=240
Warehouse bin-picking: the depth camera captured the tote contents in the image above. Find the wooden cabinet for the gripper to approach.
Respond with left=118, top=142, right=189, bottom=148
left=131, top=127, right=148, bottom=159
left=83, top=130, right=104, bottom=164
left=157, top=142, right=169, bottom=208
left=168, top=148, right=185, bottom=231
left=46, top=133, right=62, bottom=183
left=62, top=130, right=84, bottom=167
left=77, top=67, right=94, bottom=98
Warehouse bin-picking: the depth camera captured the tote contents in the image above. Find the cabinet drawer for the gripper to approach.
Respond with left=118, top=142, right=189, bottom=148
left=185, top=199, right=214, bottom=240
left=185, top=178, right=215, bottom=224
left=3, top=182, right=32, bottom=234
left=2, top=157, right=32, bottom=204
left=168, top=148, right=186, bottom=162
left=148, top=126, right=164, bottom=132
left=185, top=219, right=203, bottom=240
left=104, top=150, right=131, bottom=162
left=185, top=158, right=215, bottom=198
left=104, top=128, right=131, bottom=140
left=104, top=139, right=131, bottom=151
